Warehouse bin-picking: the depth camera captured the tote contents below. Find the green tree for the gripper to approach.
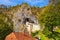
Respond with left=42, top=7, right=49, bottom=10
left=0, top=13, right=13, bottom=40
left=38, top=2, right=60, bottom=40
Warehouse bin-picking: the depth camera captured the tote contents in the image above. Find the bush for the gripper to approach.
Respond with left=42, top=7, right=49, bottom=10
left=0, top=13, right=13, bottom=40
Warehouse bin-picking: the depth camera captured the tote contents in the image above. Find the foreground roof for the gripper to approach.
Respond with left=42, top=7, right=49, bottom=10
left=5, top=32, right=35, bottom=40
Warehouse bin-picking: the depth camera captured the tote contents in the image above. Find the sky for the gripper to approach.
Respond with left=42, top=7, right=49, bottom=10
left=0, top=0, right=49, bottom=7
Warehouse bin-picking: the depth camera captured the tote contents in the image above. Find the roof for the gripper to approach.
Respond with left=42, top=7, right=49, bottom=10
left=5, top=32, right=35, bottom=40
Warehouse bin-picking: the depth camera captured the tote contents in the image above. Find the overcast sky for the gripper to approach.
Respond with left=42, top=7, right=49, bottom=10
left=0, top=0, right=49, bottom=7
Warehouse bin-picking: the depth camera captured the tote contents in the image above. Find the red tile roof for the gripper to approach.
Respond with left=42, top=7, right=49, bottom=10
left=5, top=32, right=35, bottom=40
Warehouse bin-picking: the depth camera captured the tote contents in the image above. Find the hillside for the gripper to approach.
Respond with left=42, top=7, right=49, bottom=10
left=0, top=3, right=42, bottom=40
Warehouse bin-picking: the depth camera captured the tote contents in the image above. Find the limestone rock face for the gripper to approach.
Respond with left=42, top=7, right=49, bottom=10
left=12, top=3, right=32, bottom=32
left=12, top=3, right=40, bottom=34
